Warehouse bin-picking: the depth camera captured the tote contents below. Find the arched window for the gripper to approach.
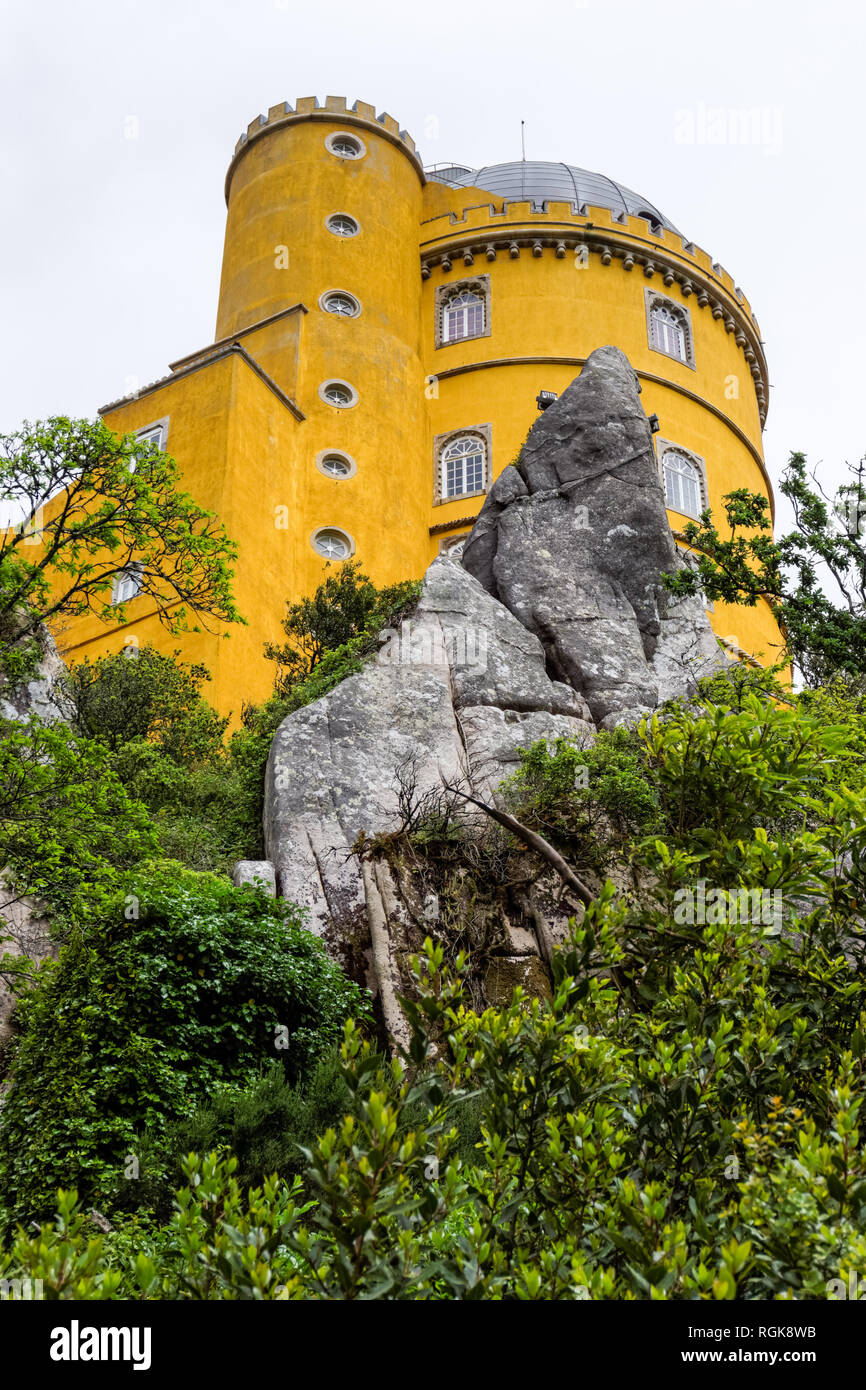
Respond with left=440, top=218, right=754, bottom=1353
left=663, top=451, right=702, bottom=517
left=645, top=291, right=695, bottom=368
left=442, top=290, right=485, bottom=344
left=651, top=304, right=688, bottom=362
left=441, top=435, right=486, bottom=499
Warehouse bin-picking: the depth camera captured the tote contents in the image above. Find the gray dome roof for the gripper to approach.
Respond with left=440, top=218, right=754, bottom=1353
left=426, top=160, right=679, bottom=233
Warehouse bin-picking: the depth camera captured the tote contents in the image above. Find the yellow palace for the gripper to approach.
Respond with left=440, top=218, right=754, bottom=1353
left=56, top=95, right=783, bottom=716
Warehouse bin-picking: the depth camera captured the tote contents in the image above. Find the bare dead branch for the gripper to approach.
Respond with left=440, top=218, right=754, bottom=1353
left=441, top=781, right=595, bottom=907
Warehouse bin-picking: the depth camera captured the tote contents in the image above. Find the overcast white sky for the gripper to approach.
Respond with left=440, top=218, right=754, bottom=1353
left=1, top=0, right=863, bottom=530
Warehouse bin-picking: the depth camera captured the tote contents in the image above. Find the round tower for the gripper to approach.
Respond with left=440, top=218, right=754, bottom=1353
left=218, top=96, right=428, bottom=593
left=419, top=161, right=779, bottom=666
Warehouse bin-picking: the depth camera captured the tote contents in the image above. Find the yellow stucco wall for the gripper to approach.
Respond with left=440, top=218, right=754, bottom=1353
left=50, top=96, right=785, bottom=720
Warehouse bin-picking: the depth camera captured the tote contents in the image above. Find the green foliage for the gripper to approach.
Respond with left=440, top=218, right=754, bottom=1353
left=501, top=728, right=661, bottom=868
left=0, top=716, right=157, bottom=924
left=0, top=628, right=41, bottom=692
left=0, top=416, right=242, bottom=652
left=640, top=693, right=844, bottom=844
left=64, top=645, right=250, bottom=873
left=264, top=559, right=420, bottom=697
left=5, top=902, right=865, bottom=1298
left=165, top=1054, right=353, bottom=1196
left=4, top=582, right=866, bottom=1299
left=686, top=659, right=792, bottom=712
left=797, top=678, right=866, bottom=795
left=68, top=645, right=228, bottom=762
left=160, top=1049, right=481, bottom=1208
left=662, top=451, right=866, bottom=685
left=0, top=864, right=370, bottom=1228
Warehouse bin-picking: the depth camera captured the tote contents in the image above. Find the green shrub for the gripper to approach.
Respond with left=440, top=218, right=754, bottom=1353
left=640, top=692, right=848, bottom=843
left=68, top=645, right=228, bottom=763
left=0, top=863, right=370, bottom=1227
left=4, top=906, right=865, bottom=1299
left=264, top=559, right=420, bottom=696
left=0, top=716, right=157, bottom=924
left=164, top=1053, right=353, bottom=1196
left=501, top=728, right=661, bottom=868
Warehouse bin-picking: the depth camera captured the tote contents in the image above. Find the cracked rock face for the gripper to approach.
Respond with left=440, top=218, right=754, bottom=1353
left=463, top=344, right=724, bottom=724
left=261, top=345, right=729, bottom=1035
left=263, top=555, right=595, bottom=1015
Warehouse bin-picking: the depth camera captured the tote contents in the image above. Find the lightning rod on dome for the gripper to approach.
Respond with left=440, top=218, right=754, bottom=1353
left=521, top=119, right=526, bottom=162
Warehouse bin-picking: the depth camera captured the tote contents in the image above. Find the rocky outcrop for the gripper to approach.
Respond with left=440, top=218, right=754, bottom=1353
left=263, top=555, right=595, bottom=1039
left=0, top=620, right=74, bottom=725
left=463, top=345, right=723, bottom=724
left=261, top=345, right=730, bottom=1039
left=232, top=861, right=277, bottom=896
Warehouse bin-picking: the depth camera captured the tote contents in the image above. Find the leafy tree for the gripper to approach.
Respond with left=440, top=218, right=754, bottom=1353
left=68, top=645, right=228, bottom=762
left=0, top=417, right=242, bottom=654
left=264, top=559, right=419, bottom=696
left=0, top=864, right=371, bottom=1227
left=63, top=646, right=251, bottom=872
left=663, top=452, right=866, bottom=686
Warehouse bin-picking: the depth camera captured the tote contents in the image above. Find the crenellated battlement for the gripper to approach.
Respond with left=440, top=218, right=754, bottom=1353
left=225, top=95, right=423, bottom=199
left=417, top=197, right=767, bottom=423
left=419, top=201, right=751, bottom=317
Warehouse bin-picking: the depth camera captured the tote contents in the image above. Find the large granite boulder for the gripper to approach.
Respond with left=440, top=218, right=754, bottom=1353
left=263, top=556, right=595, bottom=1041
left=463, top=345, right=724, bottom=723
left=261, top=345, right=729, bottom=1040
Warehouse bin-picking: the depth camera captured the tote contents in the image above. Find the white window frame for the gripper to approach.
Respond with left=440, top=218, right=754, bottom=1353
left=434, top=276, right=492, bottom=350
left=324, top=131, right=367, bottom=160
left=315, top=449, right=357, bottom=480
left=135, top=418, right=169, bottom=450
left=653, top=306, right=686, bottom=361
left=440, top=434, right=487, bottom=501
left=325, top=212, right=360, bottom=238
left=318, top=289, right=362, bottom=318
left=318, top=379, right=359, bottom=408
left=111, top=563, right=144, bottom=606
left=442, top=290, right=485, bottom=344
left=310, top=526, right=355, bottom=560
left=644, top=289, right=695, bottom=369
left=657, top=439, right=707, bottom=520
